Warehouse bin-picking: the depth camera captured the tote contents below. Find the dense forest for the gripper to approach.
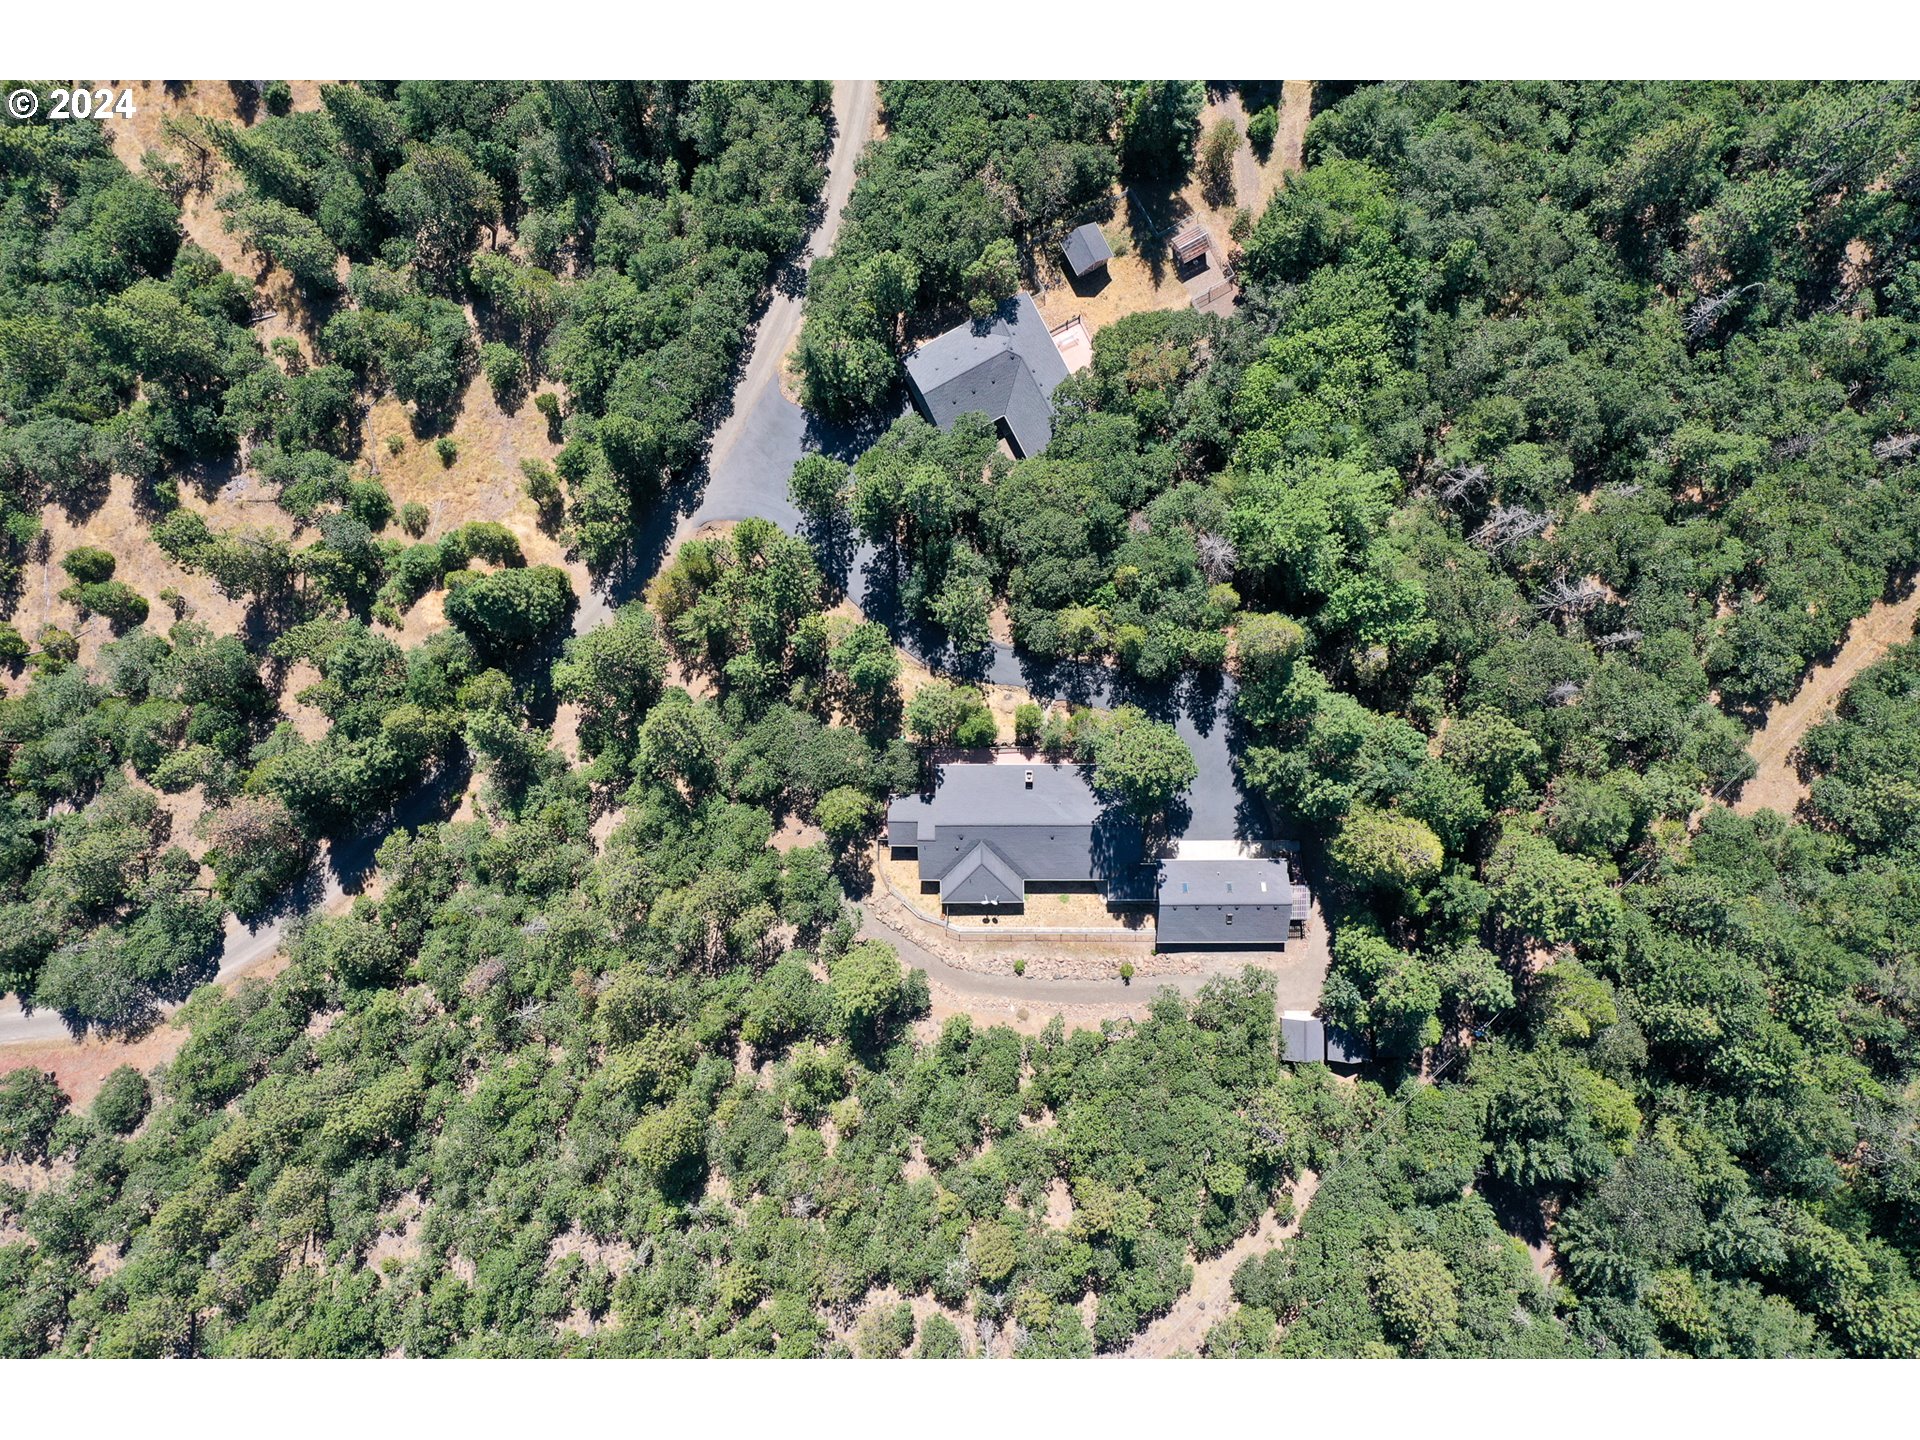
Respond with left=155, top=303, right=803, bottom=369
left=5, top=80, right=1920, bottom=1358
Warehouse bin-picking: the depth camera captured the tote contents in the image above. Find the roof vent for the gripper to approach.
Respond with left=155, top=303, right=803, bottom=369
left=1025, top=769, right=1034, bottom=789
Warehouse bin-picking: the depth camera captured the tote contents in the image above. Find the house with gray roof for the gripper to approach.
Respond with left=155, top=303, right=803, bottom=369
left=1155, top=858, right=1294, bottom=948
left=885, top=762, right=1145, bottom=913
left=1061, top=223, right=1113, bottom=281
left=903, top=291, right=1071, bottom=458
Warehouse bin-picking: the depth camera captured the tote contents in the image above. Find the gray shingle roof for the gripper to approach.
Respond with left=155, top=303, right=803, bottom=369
left=886, top=763, right=1145, bottom=894
left=888, top=763, right=1106, bottom=840
left=940, top=841, right=1026, bottom=905
left=903, top=292, right=1070, bottom=458
left=1061, top=223, right=1113, bottom=278
left=1324, top=1025, right=1371, bottom=1065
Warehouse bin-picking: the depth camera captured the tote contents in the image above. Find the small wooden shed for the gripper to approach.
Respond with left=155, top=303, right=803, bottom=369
left=1171, top=223, right=1211, bottom=269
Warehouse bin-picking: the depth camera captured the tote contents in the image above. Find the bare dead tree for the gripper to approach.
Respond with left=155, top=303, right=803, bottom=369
left=1873, top=433, right=1920, bottom=463
left=1592, top=628, right=1644, bottom=651
left=1472, top=505, right=1551, bottom=551
left=1196, top=531, right=1238, bottom=584
left=1547, top=680, right=1583, bottom=707
left=1437, top=463, right=1491, bottom=507
left=1535, top=575, right=1609, bottom=619
left=1686, top=282, right=1763, bottom=342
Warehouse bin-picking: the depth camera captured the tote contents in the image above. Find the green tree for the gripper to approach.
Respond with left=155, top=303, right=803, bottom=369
left=962, top=238, right=1020, bottom=320
left=816, top=786, right=876, bottom=846
left=1090, top=709, right=1196, bottom=824
left=829, top=939, right=904, bottom=1037
left=1375, top=1247, right=1459, bottom=1353
left=1121, top=81, right=1205, bottom=181
left=1484, top=825, right=1620, bottom=948
left=789, top=453, right=851, bottom=527
left=90, top=1064, right=151, bottom=1136
left=1328, top=805, right=1444, bottom=896
left=0, top=1068, right=67, bottom=1162
left=443, top=565, right=575, bottom=656
left=552, top=603, right=668, bottom=764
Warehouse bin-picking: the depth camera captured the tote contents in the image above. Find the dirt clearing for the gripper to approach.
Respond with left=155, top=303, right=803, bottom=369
left=1125, top=1169, right=1320, bottom=1357
left=1735, top=582, right=1920, bottom=816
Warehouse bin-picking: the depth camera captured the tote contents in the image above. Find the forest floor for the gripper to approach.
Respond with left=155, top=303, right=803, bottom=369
left=1029, top=82, right=1311, bottom=341
left=1124, top=1169, right=1320, bottom=1357
left=1734, top=582, right=1920, bottom=817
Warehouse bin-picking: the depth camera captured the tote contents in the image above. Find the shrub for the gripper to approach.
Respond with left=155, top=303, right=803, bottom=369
left=1247, top=104, right=1279, bottom=158
left=262, top=80, right=293, bottom=117
left=34, top=626, right=78, bottom=668
left=61, top=546, right=117, bottom=584
left=67, top=580, right=150, bottom=630
left=480, top=341, right=526, bottom=406
left=521, top=458, right=563, bottom=525
left=1014, top=701, right=1044, bottom=747
left=400, top=501, right=430, bottom=536
left=91, top=1065, right=151, bottom=1136
left=0, top=622, right=27, bottom=666
left=434, top=437, right=459, bottom=467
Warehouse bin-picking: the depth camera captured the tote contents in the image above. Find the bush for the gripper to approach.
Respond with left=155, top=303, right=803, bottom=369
left=1014, top=701, right=1044, bottom=747
left=61, top=546, right=117, bottom=584
left=400, top=501, right=430, bottom=536
left=904, top=681, right=997, bottom=749
left=66, top=580, right=150, bottom=630
left=435, top=437, right=459, bottom=467
left=1247, top=104, right=1279, bottom=158
left=91, top=1065, right=150, bottom=1136
left=262, top=81, right=293, bottom=117
left=480, top=341, right=527, bottom=406
left=0, top=622, right=27, bottom=666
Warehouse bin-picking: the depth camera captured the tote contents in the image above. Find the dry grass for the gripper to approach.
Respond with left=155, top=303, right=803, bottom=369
left=95, top=80, right=333, bottom=361
left=359, top=374, right=581, bottom=644
left=0, top=1023, right=191, bottom=1110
